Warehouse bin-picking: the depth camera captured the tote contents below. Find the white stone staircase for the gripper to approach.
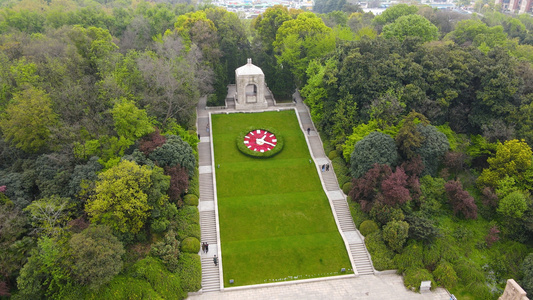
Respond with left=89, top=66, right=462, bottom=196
left=298, top=104, right=376, bottom=277
left=197, top=98, right=221, bottom=292
left=200, top=256, right=220, bottom=292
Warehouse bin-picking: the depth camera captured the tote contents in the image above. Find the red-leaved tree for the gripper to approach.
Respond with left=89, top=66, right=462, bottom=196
left=349, top=164, right=392, bottom=212
left=164, top=165, right=189, bottom=207
left=381, top=167, right=411, bottom=207
left=444, top=180, right=478, bottom=219
left=400, top=155, right=425, bottom=178
left=139, top=128, right=166, bottom=155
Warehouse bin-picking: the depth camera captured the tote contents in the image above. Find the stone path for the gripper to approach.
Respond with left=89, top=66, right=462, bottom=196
left=197, top=96, right=221, bottom=292
left=295, top=100, right=374, bottom=276
left=193, top=93, right=450, bottom=299
left=188, top=273, right=450, bottom=300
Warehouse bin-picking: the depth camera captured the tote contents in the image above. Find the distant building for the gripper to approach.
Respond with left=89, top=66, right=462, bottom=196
left=496, top=0, right=532, bottom=13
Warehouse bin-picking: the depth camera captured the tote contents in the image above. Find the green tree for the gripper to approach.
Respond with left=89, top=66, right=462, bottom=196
left=395, top=111, right=430, bottom=160
left=274, top=12, right=335, bottom=84
left=252, top=5, right=292, bottom=53
left=0, top=88, right=58, bottom=153
left=112, top=98, right=154, bottom=142
left=301, top=58, right=336, bottom=125
left=382, top=14, right=439, bottom=43
left=85, top=160, right=154, bottom=233
left=497, top=191, right=528, bottom=219
left=17, top=236, right=72, bottom=299
left=373, top=4, right=418, bottom=25
left=478, top=139, right=533, bottom=189
left=382, top=220, right=409, bottom=252
left=445, top=19, right=512, bottom=53
left=149, top=135, right=196, bottom=177
left=150, top=229, right=180, bottom=272
left=350, top=131, right=399, bottom=178
left=69, top=225, right=125, bottom=289
left=414, top=124, right=450, bottom=176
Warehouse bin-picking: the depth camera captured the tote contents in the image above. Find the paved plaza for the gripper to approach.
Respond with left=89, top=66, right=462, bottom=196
left=187, top=273, right=451, bottom=300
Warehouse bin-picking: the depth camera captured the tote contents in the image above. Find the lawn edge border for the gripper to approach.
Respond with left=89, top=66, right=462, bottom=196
left=223, top=273, right=356, bottom=291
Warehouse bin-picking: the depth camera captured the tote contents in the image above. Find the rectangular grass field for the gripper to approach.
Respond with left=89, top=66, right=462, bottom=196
left=211, top=110, right=352, bottom=287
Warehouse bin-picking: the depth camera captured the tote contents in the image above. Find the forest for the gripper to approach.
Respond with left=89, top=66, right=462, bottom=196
left=0, top=0, right=533, bottom=298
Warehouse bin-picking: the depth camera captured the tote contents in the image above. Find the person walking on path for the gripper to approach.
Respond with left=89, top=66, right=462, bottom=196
left=307, top=128, right=310, bottom=135
left=206, top=124, right=209, bottom=133
left=213, top=255, right=218, bottom=266
left=205, top=243, right=209, bottom=253
left=201, top=242, right=205, bottom=253
left=321, top=164, right=325, bottom=172
left=326, top=163, right=330, bottom=172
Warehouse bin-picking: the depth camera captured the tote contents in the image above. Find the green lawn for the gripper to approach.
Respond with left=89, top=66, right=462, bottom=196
left=211, top=110, right=352, bottom=287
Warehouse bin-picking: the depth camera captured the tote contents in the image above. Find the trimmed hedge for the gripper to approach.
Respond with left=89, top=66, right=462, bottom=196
left=178, top=253, right=202, bottom=292
left=349, top=201, right=369, bottom=228
left=359, top=220, right=379, bottom=236
left=403, top=267, right=435, bottom=292
left=236, top=127, right=284, bottom=158
left=175, top=206, right=200, bottom=241
left=328, top=150, right=339, bottom=160
left=183, top=194, right=199, bottom=206
left=181, top=237, right=200, bottom=253
left=331, top=157, right=351, bottom=186
left=188, top=169, right=200, bottom=198
left=342, top=182, right=353, bottom=195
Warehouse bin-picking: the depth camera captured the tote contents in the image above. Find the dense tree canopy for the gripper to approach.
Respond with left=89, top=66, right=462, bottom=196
left=2, top=1, right=533, bottom=298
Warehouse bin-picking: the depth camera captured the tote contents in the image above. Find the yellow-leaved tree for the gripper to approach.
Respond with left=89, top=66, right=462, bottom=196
left=85, top=160, right=153, bottom=233
left=477, top=139, right=533, bottom=191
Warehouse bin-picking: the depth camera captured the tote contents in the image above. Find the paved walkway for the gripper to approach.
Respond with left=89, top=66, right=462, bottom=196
left=188, top=273, right=450, bottom=300
left=197, top=95, right=221, bottom=292
left=193, top=93, right=450, bottom=299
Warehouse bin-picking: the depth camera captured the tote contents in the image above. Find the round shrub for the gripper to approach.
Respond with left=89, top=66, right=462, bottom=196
left=236, top=127, right=284, bottom=158
left=383, top=220, right=409, bottom=253
left=183, top=194, right=199, bottom=206
left=328, top=150, right=339, bottom=160
left=180, top=237, right=200, bottom=253
left=178, top=253, right=201, bottom=292
left=403, top=267, right=436, bottom=292
left=359, top=220, right=379, bottom=236
left=342, top=182, right=353, bottom=195
left=433, top=261, right=458, bottom=288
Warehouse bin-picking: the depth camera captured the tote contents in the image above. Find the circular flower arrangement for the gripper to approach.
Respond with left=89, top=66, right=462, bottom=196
left=236, top=127, right=284, bottom=158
